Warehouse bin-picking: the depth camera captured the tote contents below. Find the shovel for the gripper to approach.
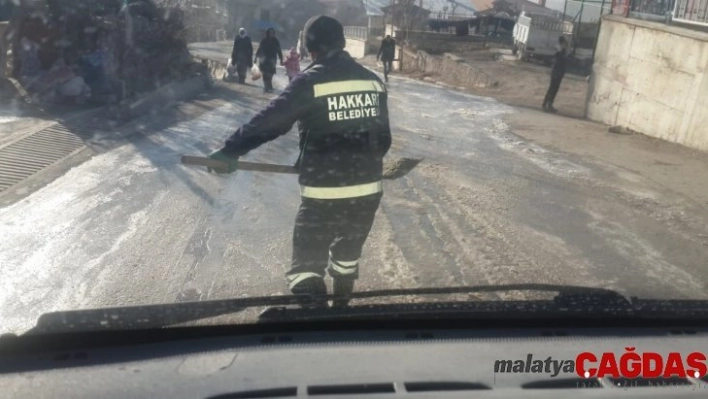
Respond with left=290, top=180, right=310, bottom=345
left=181, top=155, right=422, bottom=180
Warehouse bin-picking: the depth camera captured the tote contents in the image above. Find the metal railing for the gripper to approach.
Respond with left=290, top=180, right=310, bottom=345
left=369, top=28, right=385, bottom=38
left=343, top=26, right=386, bottom=40
left=343, top=26, right=369, bottom=40
left=616, top=0, right=708, bottom=27
left=628, top=0, right=673, bottom=21
left=673, top=0, right=708, bottom=26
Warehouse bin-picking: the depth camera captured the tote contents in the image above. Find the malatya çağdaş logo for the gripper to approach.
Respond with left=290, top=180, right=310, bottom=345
left=494, top=348, right=707, bottom=379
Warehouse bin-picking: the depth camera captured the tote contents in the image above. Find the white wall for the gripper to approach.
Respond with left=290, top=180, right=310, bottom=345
left=345, top=37, right=367, bottom=59
left=588, top=15, right=708, bottom=151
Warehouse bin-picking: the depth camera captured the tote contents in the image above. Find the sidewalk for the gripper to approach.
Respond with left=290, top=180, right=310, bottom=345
left=505, top=108, right=708, bottom=208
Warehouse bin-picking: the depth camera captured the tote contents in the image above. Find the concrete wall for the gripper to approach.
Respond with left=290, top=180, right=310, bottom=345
left=588, top=15, right=708, bottom=151
left=401, top=47, right=496, bottom=88
left=345, top=37, right=367, bottom=59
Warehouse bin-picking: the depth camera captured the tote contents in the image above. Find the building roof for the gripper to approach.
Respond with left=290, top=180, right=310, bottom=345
left=422, top=0, right=475, bottom=16
left=362, top=0, right=388, bottom=16
left=468, top=0, right=495, bottom=12
left=362, top=0, right=476, bottom=18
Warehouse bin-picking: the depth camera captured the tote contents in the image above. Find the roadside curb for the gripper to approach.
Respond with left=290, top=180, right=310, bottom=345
left=195, top=56, right=229, bottom=82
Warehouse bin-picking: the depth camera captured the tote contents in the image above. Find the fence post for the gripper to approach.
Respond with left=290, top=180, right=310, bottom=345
left=591, top=0, right=607, bottom=62
left=573, top=0, right=585, bottom=56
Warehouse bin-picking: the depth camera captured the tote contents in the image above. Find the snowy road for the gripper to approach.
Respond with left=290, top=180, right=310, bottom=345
left=2, top=67, right=708, bottom=335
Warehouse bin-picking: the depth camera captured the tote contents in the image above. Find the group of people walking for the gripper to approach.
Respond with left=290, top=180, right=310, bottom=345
left=229, top=27, right=305, bottom=93
left=229, top=26, right=399, bottom=92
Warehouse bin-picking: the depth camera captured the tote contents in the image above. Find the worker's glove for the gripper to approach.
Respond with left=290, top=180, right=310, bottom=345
left=208, top=149, right=239, bottom=174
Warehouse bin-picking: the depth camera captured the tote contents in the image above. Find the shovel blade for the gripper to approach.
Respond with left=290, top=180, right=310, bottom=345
left=382, top=156, right=423, bottom=180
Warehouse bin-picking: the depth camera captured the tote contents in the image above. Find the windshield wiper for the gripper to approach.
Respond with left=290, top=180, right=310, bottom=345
left=23, top=284, right=631, bottom=334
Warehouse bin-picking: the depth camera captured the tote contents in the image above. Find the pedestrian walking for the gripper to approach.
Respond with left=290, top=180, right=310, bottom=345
left=377, top=35, right=396, bottom=82
left=230, top=28, right=253, bottom=84
left=255, top=28, right=283, bottom=93
left=543, top=36, right=570, bottom=113
left=283, top=47, right=300, bottom=82
left=208, top=15, right=391, bottom=309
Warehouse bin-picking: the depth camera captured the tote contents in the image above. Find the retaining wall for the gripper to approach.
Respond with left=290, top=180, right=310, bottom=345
left=588, top=15, right=708, bottom=151
left=401, top=47, right=496, bottom=89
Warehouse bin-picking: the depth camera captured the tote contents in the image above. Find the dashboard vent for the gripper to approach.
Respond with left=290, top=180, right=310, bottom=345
left=260, top=335, right=293, bottom=344
left=404, top=381, right=490, bottom=391
left=308, top=383, right=396, bottom=395
left=669, top=330, right=697, bottom=335
left=211, top=381, right=491, bottom=398
left=522, top=378, right=600, bottom=389
left=524, top=377, right=695, bottom=389
left=404, top=332, right=435, bottom=340
left=540, top=330, right=569, bottom=337
left=208, top=387, right=297, bottom=399
left=52, top=352, right=89, bottom=362
left=608, top=377, right=692, bottom=387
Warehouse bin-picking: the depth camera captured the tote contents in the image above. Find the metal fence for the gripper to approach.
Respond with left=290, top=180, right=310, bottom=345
left=673, top=0, right=708, bottom=26
left=613, top=0, right=708, bottom=27
left=343, top=26, right=369, bottom=40
left=560, top=0, right=613, bottom=49
left=343, top=26, right=386, bottom=40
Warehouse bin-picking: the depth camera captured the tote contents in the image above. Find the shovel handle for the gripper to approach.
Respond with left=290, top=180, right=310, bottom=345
left=181, top=155, right=297, bottom=174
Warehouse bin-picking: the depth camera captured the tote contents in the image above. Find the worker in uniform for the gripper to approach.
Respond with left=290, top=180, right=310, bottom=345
left=230, top=28, right=253, bottom=84
left=208, top=15, right=391, bottom=308
left=377, top=35, right=396, bottom=83
left=542, top=35, right=569, bottom=113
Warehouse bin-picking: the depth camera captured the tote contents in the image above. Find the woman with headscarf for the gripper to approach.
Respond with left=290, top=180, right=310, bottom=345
left=254, top=28, right=283, bottom=93
left=230, top=27, right=253, bottom=84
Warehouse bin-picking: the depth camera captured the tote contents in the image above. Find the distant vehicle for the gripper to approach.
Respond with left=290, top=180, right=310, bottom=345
left=512, top=11, right=573, bottom=63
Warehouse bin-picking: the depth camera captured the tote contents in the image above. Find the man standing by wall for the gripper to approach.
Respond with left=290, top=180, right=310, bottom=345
left=542, top=36, right=569, bottom=114
left=230, top=28, right=253, bottom=84
left=377, top=35, right=396, bottom=83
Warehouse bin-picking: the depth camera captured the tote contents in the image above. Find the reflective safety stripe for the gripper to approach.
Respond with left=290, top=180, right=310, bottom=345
left=300, top=181, right=383, bottom=200
left=287, top=272, right=323, bottom=290
left=313, top=80, right=386, bottom=98
left=329, top=258, right=359, bottom=275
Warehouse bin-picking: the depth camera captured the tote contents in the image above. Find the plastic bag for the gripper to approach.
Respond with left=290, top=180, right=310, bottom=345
left=251, top=65, right=262, bottom=81
left=59, top=76, right=88, bottom=97
left=226, top=58, right=236, bottom=75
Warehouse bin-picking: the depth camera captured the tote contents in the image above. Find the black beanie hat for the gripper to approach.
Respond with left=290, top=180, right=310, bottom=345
left=304, top=15, right=346, bottom=53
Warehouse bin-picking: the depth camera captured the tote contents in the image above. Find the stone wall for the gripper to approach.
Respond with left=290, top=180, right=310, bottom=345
left=401, top=47, right=495, bottom=89
left=396, top=30, right=488, bottom=54
left=587, top=15, right=708, bottom=152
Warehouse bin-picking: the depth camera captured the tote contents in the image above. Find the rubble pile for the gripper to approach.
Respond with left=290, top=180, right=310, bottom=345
left=9, top=0, right=205, bottom=106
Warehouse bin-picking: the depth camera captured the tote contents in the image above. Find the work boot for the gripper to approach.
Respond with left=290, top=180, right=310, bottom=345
left=291, top=278, right=328, bottom=309
left=546, top=105, right=558, bottom=114
left=332, top=278, right=355, bottom=308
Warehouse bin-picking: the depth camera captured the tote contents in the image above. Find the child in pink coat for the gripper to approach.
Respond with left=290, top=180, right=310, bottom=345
left=283, top=47, right=301, bottom=81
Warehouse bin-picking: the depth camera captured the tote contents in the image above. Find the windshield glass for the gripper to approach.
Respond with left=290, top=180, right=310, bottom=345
left=2, top=0, right=708, bottom=335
